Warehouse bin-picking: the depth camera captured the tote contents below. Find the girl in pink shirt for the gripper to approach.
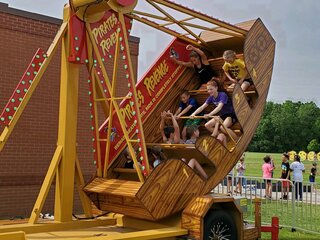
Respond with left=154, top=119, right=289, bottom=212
left=262, top=155, right=274, bottom=199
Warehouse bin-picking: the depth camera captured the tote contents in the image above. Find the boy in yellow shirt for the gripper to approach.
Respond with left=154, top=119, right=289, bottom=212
left=222, top=50, right=253, bottom=91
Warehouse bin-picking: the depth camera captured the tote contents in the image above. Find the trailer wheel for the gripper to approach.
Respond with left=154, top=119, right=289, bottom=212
left=204, top=210, right=237, bottom=240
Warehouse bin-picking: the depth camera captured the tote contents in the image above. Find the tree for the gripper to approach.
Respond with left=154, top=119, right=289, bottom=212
left=248, top=101, right=320, bottom=153
left=307, top=139, right=320, bottom=152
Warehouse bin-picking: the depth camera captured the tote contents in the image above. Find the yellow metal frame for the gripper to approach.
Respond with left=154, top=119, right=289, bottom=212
left=0, top=218, right=116, bottom=235
left=85, top=19, right=149, bottom=182
left=0, top=231, right=25, bottom=240
left=86, top=38, right=103, bottom=177
left=129, top=0, right=246, bottom=53
left=103, top=30, right=120, bottom=177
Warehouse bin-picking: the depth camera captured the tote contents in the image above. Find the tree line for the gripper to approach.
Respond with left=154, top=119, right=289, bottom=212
left=248, top=101, right=320, bottom=153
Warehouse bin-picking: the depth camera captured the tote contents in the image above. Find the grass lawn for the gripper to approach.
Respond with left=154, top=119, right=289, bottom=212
left=242, top=152, right=320, bottom=239
left=263, top=228, right=320, bottom=240
left=245, top=199, right=320, bottom=240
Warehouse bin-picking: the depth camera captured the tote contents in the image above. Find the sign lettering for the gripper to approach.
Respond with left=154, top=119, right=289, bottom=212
left=143, top=60, right=169, bottom=96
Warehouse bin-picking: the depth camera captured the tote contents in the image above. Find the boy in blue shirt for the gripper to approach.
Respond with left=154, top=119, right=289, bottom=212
left=174, top=90, right=201, bottom=142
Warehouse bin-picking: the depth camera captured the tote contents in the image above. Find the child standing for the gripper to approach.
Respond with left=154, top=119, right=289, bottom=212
left=309, top=163, right=317, bottom=186
left=235, top=155, right=246, bottom=195
left=262, top=155, right=274, bottom=199
left=227, top=168, right=234, bottom=195
left=190, top=80, right=237, bottom=147
left=280, top=153, right=291, bottom=200
left=222, top=50, right=252, bottom=91
left=174, top=90, right=201, bottom=142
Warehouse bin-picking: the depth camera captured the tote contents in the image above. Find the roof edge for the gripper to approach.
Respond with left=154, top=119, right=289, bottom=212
left=0, top=2, right=62, bottom=25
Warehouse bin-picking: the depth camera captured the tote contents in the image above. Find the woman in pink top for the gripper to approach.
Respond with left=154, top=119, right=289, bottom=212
left=262, top=155, right=274, bottom=199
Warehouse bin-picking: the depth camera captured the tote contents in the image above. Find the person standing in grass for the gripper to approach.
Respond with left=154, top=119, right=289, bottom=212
left=280, top=153, right=291, bottom=200
left=290, top=155, right=305, bottom=201
left=235, top=155, right=246, bottom=195
left=227, top=168, right=234, bottom=195
left=309, top=163, right=317, bottom=182
left=262, top=155, right=274, bottom=199
left=309, top=162, right=317, bottom=191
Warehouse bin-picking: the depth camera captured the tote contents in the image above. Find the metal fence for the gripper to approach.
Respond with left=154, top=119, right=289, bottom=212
left=212, top=173, right=320, bottom=235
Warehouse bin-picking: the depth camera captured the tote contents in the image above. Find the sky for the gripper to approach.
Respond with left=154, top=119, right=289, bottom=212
left=2, top=0, right=320, bottom=105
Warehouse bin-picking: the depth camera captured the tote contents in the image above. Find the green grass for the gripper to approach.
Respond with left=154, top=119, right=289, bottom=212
left=245, top=199, right=320, bottom=239
left=264, top=228, right=320, bottom=240
left=242, top=152, right=320, bottom=239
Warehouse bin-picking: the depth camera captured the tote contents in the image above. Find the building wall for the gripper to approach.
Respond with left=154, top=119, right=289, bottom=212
left=0, top=3, right=139, bottom=219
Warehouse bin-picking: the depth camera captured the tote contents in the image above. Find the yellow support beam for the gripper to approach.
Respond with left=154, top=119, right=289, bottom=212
left=95, top=97, right=131, bottom=101
left=151, top=0, right=247, bottom=35
left=0, top=22, right=67, bottom=152
left=119, top=13, right=150, bottom=175
left=0, top=218, right=116, bottom=235
left=0, top=232, right=25, bottom=240
left=132, top=10, right=169, bottom=21
left=86, top=34, right=103, bottom=177
left=129, top=14, right=202, bottom=48
left=146, top=0, right=210, bottom=48
left=131, top=10, right=243, bottom=37
left=103, top=30, right=121, bottom=178
left=77, top=227, right=188, bottom=240
left=54, top=6, right=80, bottom=222
left=29, top=145, right=63, bottom=224
left=159, top=16, right=194, bottom=27
left=93, top=70, right=110, bottom=120
left=75, top=155, right=93, bottom=218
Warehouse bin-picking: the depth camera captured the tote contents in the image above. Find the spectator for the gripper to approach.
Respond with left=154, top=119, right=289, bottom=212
left=290, top=155, right=305, bottom=201
left=280, top=153, right=291, bottom=200
left=309, top=162, right=317, bottom=190
left=235, top=155, right=246, bottom=195
left=227, top=168, right=234, bottom=195
left=262, top=155, right=274, bottom=199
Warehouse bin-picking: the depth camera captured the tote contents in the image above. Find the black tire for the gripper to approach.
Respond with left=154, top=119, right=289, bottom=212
left=203, top=210, right=238, bottom=240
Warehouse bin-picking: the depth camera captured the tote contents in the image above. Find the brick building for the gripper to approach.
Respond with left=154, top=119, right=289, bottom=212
left=0, top=3, right=139, bottom=219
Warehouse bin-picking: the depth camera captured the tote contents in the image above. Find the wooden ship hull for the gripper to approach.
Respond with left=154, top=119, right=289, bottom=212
left=84, top=18, right=276, bottom=221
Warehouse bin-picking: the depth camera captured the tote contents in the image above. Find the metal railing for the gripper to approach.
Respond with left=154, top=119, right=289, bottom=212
left=212, top=173, right=320, bottom=234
